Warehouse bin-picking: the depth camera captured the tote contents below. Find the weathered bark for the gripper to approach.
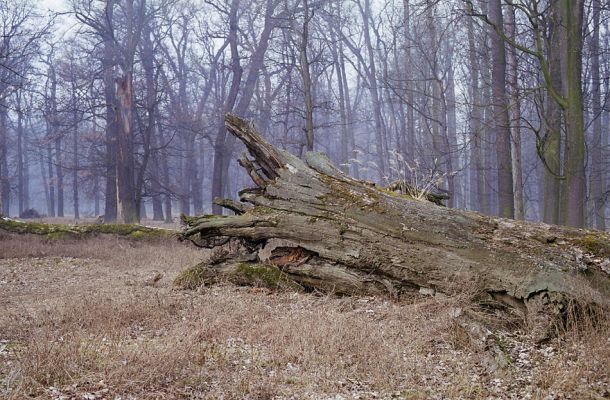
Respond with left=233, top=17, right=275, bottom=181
left=181, top=114, right=610, bottom=341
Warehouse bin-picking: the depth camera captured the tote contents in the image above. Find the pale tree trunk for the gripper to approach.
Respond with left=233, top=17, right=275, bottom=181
left=40, top=152, right=50, bottom=215
left=467, top=16, right=482, bottom=211
left=46, top=141, right=55, bottom=217
left=16, top=92, right=25, bottom=216
left=180, top=114, right=610, bottom=343
left=339, top=42, right=359, bottom=179
left=361, top=0, right=386, bottom=177
left=505, top=7, right=524, bottom=220
left=0, top=102, right=8, bottom=215
left=331, top=38, right=349, bottom=174
left=72, top=84, right=79, bottom=220
left=55, top=126, right=64, bottom=218
left=403, top=0, right=415, bottom=173
left=489, top=0, right=514, bottom=219
left=160, top=124, right=173, bottom=223
left=445, top=41, right=459, bottom=208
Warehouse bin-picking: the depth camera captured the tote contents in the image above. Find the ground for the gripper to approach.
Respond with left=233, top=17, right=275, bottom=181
left=0, top=227, right=609, bottom=399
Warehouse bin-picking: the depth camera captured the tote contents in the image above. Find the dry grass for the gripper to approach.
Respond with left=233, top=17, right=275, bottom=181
left=1, top=233, right=608, bottom=399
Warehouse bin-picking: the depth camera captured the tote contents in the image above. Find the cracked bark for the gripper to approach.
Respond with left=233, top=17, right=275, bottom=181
left=180, top=114, right=610, bottom=341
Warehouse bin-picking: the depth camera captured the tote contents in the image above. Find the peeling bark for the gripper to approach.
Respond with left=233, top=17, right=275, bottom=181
left=180, top=114, right=610, bottom=340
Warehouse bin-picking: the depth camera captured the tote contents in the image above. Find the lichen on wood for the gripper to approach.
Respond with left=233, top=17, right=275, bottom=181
left=179, top=114, right=609, bottom=341
left=0, top=217, right=175, bottom=240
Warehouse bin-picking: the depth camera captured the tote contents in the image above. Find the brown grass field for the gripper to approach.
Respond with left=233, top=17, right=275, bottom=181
left=0, top=228, right=608, bottom=399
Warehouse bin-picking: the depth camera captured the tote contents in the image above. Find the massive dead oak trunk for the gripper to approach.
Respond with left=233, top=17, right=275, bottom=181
left=180, top=114, right=610, bottom=339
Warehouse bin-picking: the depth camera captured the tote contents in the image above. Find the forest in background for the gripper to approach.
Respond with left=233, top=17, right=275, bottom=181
left=0, top=0, right=608, bottom=229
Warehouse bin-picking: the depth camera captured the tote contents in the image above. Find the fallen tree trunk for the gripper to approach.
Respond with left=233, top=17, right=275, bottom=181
left=0, top=217, right=176, bottom=240
left=180, top=114, right=610, bottom=340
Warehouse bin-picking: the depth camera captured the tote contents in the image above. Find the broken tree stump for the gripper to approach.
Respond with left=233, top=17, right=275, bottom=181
left=179, top=113, right=610, bottom=340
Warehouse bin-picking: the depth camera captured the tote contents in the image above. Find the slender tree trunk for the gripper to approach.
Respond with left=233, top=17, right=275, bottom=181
left=467, top=16, right=481, bottom=211
left=590, top=0, right=605, bottom=230
left=0, top=104, right=8, bottom=216
left=332, top=41, right=349, bottom=174
left=505, top=7, right=524, bottom=220
left=445, top=42, right=459, bottom=208
left=55, top=132, right=64, bottom=218
left=339, top=43, right=359, bottom=179
left=40, top=152, right=50, bottom=215
left=72, top=89, right=79, bottom=220
left=403, top=0, right=415, bottom=173
left=46, top=141, right=55, bottom=217
left=103, top=0, right=118, bottom=222
left=156, top=120, right=173, bottom=223
left=299, top=0, right=314, bottom=152
left=94, top=171, right=100, bottom=216
left=362, top=0, right=386, bottom=177
left=16, top=93, right=24, bottom=216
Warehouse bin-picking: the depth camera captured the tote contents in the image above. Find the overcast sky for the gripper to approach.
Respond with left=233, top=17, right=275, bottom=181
left=40, top=0, right=68, bottom=12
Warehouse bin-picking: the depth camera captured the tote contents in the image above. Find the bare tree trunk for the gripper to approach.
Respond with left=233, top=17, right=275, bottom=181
left=489, top=0, right=514, bottom=219
left=361, top=0, right=386, bottom=177
left=338, top=43, right=359, bottom=179
left=557, top=0, right=586, bottom=228
left=102, top=0, right=118, bottom=222
left=590, top=0, right=605, bottom=230
left=299, top=0, right=314, bottom=152
left=46, top=141, right=55, bottom=217
left=542, top=10, right=562, bottom=225
left=467, top=15, right=481, bottom=212
left=505, top=7, right=524, bottom=220
left=331, top=39, right=349, bottom=174
left=161, top=127, right=173, bottom=224
left=55, top=130, right=64, bottom=218
left=40, top=152, right=50, bottom=215
left=445, top=42, right=459, bottom=208
left=211, top=0, right=242, bottom=215
left=403, top=0, right=415, bottom=173
left=16, top=92, right=25, bottom=216
left=0, top=104, right=8, bottom=215
left=115, top=71, right=139, bottom=223
left=71, top=80, right=79, bottom=220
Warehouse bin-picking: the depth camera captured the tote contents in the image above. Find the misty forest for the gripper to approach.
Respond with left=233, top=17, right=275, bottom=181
left=1, top=0, right=610, bottom=398
left=0, top=0, right=608, bottom=228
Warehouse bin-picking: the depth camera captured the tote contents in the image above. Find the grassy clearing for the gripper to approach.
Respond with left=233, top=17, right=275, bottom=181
left=0, top=233, right=608, bottom=399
